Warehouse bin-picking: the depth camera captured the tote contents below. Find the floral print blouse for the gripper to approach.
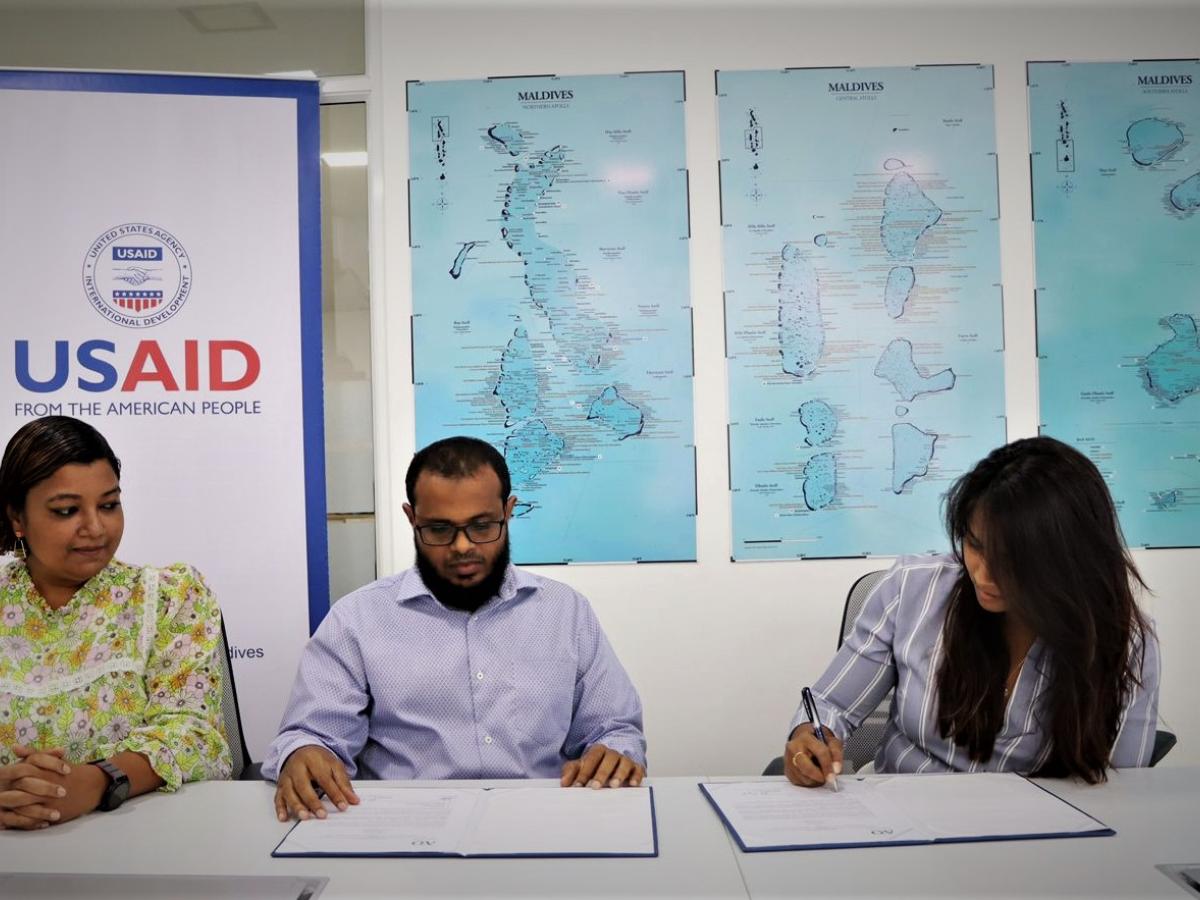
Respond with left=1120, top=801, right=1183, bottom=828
left=0, top=559, right=231, bottom=790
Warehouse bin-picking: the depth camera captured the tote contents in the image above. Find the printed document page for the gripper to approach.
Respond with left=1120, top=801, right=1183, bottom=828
left=701, top=780, right=920, bottom=849
left=273, top=785, right=656, bottom=857
left=464, top=785, right=656, bottom=856
left=872, top=772, right=1105, bottom=839
left=702, top=773, right=1108, bottom=850
left=273, top=787, right=480, bottom=856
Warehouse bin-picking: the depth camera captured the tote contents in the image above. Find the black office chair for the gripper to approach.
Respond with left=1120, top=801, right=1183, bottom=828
left=833, top=571, right=893, bottom=772
left=1150, top=729, right=1176, bottom=767
left=215, top=618, right=261, bottom=780
left=764, top=570, right=891, bottom=776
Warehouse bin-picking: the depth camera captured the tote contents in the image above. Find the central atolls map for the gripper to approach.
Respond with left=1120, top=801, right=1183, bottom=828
left=1030, top=60, right=1200, bottom=547
left=408, top=73, right=696, bottom=563
left=718, top=65, right=1006, bottom=559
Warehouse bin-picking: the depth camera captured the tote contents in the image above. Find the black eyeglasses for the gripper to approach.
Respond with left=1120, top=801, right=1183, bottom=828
left=414, top=520, right=506, bottom=546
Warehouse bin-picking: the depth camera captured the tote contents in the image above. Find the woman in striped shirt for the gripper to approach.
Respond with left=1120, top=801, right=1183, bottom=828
left=785, top=436, right=1160, bottom=786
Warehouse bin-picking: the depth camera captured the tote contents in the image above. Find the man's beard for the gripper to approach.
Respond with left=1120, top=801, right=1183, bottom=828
left=415, top=537, right=510, bottom=613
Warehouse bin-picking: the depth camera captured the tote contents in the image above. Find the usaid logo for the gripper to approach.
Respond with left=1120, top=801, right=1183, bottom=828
left=113, top=246, right=163, bottom=261
left=82, top=224, right=192, bottom=328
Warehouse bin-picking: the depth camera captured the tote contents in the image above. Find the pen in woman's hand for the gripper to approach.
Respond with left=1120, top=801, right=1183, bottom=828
left=801, top=687, right=839, bottom=792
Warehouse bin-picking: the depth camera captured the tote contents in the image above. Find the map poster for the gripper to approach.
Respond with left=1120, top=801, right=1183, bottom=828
left=408, top=72, right=696, bottom=564
left=717, top=65, right=1006, bottom=560
left=1030, top=59, right=1200, bottom=549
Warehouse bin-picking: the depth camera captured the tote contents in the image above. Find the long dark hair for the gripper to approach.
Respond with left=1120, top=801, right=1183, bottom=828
left=1, top=416, right=121, bottom=551
left=934, top=436, right=1148, bottom=783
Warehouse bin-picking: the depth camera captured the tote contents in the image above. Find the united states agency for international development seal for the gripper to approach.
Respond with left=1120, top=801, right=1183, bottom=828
left=82, top=223, right=192, bottom=328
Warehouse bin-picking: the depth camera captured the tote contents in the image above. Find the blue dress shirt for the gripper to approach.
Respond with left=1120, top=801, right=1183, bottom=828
left=262, top=564, right=646, bottom=781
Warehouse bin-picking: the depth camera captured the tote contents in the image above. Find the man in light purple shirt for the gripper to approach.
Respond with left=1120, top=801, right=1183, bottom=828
left=265, top=437, right=646, bottom=822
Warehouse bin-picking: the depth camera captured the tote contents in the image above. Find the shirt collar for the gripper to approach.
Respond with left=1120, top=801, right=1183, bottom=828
left=395, top=563, right=538, bottom=610
left=3, top=558, right=129, bottom=606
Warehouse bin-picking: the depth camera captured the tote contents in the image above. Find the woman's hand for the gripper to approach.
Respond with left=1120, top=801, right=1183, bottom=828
left=0, top=746, right=112, bottom=830
left=0, top=745, right=72, bottom=830
left=784, top=724, right=845, bottom=788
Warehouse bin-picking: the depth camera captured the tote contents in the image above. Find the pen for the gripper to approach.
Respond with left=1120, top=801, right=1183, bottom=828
left=801, top=686, right=839, bottom=792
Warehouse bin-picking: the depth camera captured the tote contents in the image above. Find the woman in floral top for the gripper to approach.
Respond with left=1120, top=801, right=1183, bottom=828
left=0, top=416, right=230, bottom=830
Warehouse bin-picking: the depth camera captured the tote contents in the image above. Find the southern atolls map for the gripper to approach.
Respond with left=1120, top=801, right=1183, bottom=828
left=408, top=72, right=696, bottom=563
left=1030, top=60, right=1200, bottom=547
left=718, top=65, right=1006, bottom=559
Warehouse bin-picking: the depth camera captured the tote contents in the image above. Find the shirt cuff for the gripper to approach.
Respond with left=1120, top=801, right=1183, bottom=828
left=789, top=703, right=850, bottom=743
left=261, top=735, right=338, bottom=782
left=115, top=737, right=184, bottom=792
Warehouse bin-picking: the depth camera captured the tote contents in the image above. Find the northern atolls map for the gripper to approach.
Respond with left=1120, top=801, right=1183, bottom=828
left=408, top=73, right=696, bottom=563
left=718, top=65, right=1006, bottom=559
left=1030, top=60, right=1200, bottom=547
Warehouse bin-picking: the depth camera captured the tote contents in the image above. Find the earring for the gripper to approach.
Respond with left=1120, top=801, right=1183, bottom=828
left=13, top=536, right=27, bottom=561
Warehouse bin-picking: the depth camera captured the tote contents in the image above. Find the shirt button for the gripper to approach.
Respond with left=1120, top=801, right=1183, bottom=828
left=484, top=735, right=493, bottom=744
left=476, top=671, right=484, bottom=680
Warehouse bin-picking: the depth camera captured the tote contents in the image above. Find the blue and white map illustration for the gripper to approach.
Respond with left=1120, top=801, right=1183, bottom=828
left=408, top=73, right=696, bottom=563
left=718, top=66, right=1006, bottom=559
left=1030, top=60, right=1200, bottom=548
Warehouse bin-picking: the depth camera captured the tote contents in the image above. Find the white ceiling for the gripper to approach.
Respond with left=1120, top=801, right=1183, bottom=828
left=0, top=1, right=365, bottom=77
left=1, top=0, right=1192, bottom=79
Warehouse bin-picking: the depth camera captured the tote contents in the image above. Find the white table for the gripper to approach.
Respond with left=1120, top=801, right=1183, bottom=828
left=1, top=770, right=1196, bottom=899
left=715, top=767, right=1200, bottom=899
left=0, top=777, right=747, bottom=899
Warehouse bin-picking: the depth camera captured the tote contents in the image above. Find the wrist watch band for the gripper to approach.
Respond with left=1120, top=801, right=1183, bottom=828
left=92, top=759, right=131, bottom=811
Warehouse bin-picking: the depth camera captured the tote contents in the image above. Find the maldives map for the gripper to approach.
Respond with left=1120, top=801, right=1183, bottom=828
left=1030, top=60, right=1200, bottom=547
left=408, top=73, right=696, bottom=563
left=718, top=65, right=1006, bottom=559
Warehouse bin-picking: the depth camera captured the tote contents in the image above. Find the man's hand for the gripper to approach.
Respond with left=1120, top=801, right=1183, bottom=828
left=560, top=744, right=645, bottom=789
left=0, top=745, right=71, bottom=830
left=273, top=745, right=360, bottom=822
left=784, top=724, right=844, bottom=788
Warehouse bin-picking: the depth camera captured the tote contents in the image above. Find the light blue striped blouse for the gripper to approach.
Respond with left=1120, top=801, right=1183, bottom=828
left=790, top=555, right=1161, bottom=774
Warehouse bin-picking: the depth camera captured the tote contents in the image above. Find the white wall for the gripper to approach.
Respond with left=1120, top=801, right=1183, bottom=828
left=372, top=2, right=1200, bottom=775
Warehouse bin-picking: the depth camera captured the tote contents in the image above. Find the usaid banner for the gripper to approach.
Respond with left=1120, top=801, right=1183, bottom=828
left=0, top=70, right=327, bottom=758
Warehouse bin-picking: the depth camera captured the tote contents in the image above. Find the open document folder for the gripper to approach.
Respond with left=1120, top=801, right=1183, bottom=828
left=700, top=772, right=1112, bottom=852
left=272, top=785, right=658, bottom=858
